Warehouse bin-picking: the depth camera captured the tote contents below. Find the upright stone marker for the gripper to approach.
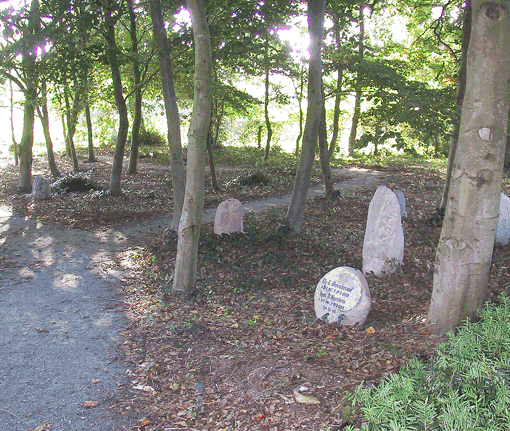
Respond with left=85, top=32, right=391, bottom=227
left=314, top=266, right=371, bottom=326
left=363, top=185, right=404, bottom=276
left=496, top=193, right=510, bottom=246
left=32, top=176, right=51, bottom=200
left=394, top=189, right=407, bottom=218
left=214, top=198, right=244, bottom=235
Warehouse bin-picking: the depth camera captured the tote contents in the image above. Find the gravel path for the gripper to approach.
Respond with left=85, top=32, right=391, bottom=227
left=0, top=167, right=384, bottom=431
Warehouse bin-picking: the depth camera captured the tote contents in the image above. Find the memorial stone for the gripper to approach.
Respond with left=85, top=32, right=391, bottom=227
left=32, top=176, right=51, bottom=200
left=362, top=185, right=404, bottom=276
left=496, top=193, right=510, bottom=246
left=214, top=198, right=244, bottom=235
left=394, top=189, right=407, bottom=218
left=314, top=266, right=371, bottom=326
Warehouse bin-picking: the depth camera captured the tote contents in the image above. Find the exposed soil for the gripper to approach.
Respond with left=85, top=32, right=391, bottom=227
left=1, top=149, right=509, bottom=430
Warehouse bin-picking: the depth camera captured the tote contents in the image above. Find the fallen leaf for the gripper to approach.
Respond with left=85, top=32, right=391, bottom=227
left=293, top=390, right=320, bottom=404
left=34, top=425, right=52, bottom=431
left=421, top=329, right=429, bottom=335
left=83, top=400, right=98, bottom=408
left=366, top=326, right=375, bottom=334
left=133, top=384, right=155, bottom=393
left=91, top=379, right=101, bottom=384
left=140, top=418, right=151, bottom=426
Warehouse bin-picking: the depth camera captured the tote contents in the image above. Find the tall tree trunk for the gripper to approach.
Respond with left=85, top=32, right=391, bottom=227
left=439, top=1, right=472, bottom=211
left=286, top=0, right=325, bottom=232
left=149, top=0, right=185, bottom=231
left=505, top=126, right=510, bottom=166
left=38, top=81, right=60, bottom=178
left=172, top=0, right=212, bottom=299
left=318, top=86, right=333, bottom=196
left=294, top=63, right=305, bottom=156
left=18, top=0, right=40, bottom=193
left=263, top=29, right=272, bottom=161
left=207, top=130, right=221, bottom=191
left=213, top=100, right=224, bottom=149
left=85, top=101, right=95, bottom=162
left=257, top=124, right=262, bottom=149
left=105, top=9, right=129, bottom=196
left=427, top=0, right=510, bottom=335
left=127, top=0, right=142, bottom=175
left=347, top=4, right=364, bottom=157
left=63, top=84, right=79, bottom=171
left=329, top=15, right=344, bottom=159
left=9, top=81, right=19, bottom=166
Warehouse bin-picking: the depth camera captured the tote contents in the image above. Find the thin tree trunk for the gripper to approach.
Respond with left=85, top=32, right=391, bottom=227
left=105, top=10, right=129, bottom=196
left=294, top=64, right=305, bottom=156
left=38, top=81, right=60, bottom=178
left=85, top=101, right=95, bottom=162
left=257, top=124, right=262, bottom=149
left=439, top=1, right=472, bottom=211
left=318, top=86, right=333, bottom=196
left=172, top=0, right=212, bottom=299
left=127, top=0, right=142, bottom=175
left=9, top=81, right=19, bottom=166
left=263, top=29, right=272, bottom=161
left=347, top=4, right=364, bottom=157
left=329, top=15, right=344, bottom=159
left=427, top=0, right=510, bottom=335
left=19, top=82, right=36, bottom=192
left=286, top=0, right=325, bottom=232
left=63, top=84, right=79, bottom=171
left=149, top=0, right=186, bottom=231
left=207, top=130, right=221, bottom=191
left=505, top=127, right=510, bottom=167
left=213, top=101, right=224, bottom=149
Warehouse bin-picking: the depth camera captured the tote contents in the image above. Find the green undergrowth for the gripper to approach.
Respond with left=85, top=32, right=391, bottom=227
left=347, top=297, right=510, bottom=430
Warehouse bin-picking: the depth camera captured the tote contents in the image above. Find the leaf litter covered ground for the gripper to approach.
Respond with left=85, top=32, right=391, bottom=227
left=1, top=147, right=510, bottom=430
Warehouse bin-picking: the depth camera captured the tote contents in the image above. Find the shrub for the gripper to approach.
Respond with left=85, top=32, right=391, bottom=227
left=52, top=172, right=102, bottom=193
left=348, top=298, right=510, bottom=430
left=139, top=128, right=166, bottom=147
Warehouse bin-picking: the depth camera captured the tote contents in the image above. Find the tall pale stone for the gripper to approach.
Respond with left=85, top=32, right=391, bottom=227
left=394, top=189, right=407, bottom=218
left=314, top=266, right=371, bottom=326
left=362, top=185, right=404, bottom=276
left=496, top=193, right=510, bottom=246
left=214, top=198, right=244, bottom=235
left=32, top=176, right=51, bottom=200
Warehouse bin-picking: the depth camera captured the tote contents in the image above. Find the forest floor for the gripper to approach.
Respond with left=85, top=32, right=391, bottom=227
left=1, top=146, right=510, bottom=430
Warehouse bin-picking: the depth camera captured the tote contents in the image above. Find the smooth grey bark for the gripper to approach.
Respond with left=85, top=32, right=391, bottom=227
left=318, top=87, right=333, bottom=196
left=63, top=84, right=79, bottom=171
left=328, top=15, right=344, bottom=160
left=105, top=9, right=129, bottom=196
left=427, top=0, right=510, bottom=335
left=127, top=0, right=142, bottom=175
left=440, top=1, right=472, bottom=211
left=285, top=0, right=325, bottom=232
left=263, top=30, right=273, bottom=162
left=505, top=127, right=510, bottom=166
left=347, top=4, right=364, bottom=157
left=85, top=100, right=96, bottom=162
left=149, top=0, right=185, bottom=231
left=172, top=0, right=212, bottom=299
left=38, top=81, right=60, bottom=178
left=18, top=0, right=40, bottom=192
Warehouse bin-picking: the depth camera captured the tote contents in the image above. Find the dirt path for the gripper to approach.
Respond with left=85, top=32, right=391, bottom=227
left=0, top=168, right=385, bottom=430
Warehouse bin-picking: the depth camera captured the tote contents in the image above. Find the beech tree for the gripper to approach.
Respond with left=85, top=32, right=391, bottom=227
left=427, top=0, right=510, bottom=334
left=286, top=0, right=325, bottom=232
left=172, top=0, right=212, bottom=299
left=149, top=0, right=186, bottom=232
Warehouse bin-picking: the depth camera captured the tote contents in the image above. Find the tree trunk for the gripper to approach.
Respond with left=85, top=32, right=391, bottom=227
left=105, top=10, right=129, bottom=196
left=38, top=81, right=60, bottom=178
left=329, top=15, right=344, bottom=160
left=85, top=101, right=95, bottom=162
left=347, top=4, right=364, bottom=157
left=440, top=1, right=472, bottom=211
left=127, top=0, right=142, bottom=175
left=172, top=0, right=212, bottom=299
left=207, top=130, right=221, bottom=191
left=263, top=30, right=273, bottom=162
left=318, top=86, right=333, bottom=196
left=149, top=0, right=185, bottom=231
left=427, top=0, right=510, bottom=335
left=9, top=81, right=19, bottom=166
left=505, top=127, right=510, bottom=167
left=19, top=82, right=36, bottom=192
left=63, top=84, right=80, bottom=171
left=286, top=0, right=325, bottom=232
left=294, top=63, right=305, bottom=156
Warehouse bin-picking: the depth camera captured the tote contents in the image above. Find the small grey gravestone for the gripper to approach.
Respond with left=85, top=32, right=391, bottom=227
left=32, top=175, right=51, bottom=200
left=214, top=198, right=244, bottom=235
left=363, top=185, right=404, bottom=276
left=394, top=190, right=407, bottom=218
left=496, top=193, right=510, bottom=246
left=314, top=266, right=371, bottom=326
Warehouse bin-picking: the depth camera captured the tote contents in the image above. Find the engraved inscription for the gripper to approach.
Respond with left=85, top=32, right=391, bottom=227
left=316, top=271, right=362, bottom=317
